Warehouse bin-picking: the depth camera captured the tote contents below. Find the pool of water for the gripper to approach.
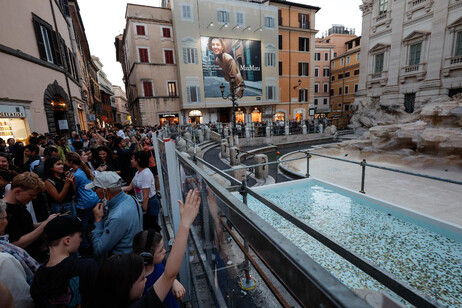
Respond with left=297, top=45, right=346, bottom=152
left=246, top=179, right=462, bottom=307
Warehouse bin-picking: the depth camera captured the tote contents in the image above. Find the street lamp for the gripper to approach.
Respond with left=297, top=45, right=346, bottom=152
left=220, top=75, right=246, bottom=135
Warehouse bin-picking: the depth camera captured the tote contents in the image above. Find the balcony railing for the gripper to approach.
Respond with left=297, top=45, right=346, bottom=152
left=401, top=63, right=426, bottom=75
left=408, top=0, right=428, bottom=7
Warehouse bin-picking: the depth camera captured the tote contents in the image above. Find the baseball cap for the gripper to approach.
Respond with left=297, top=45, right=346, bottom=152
left=85, top=171, right=124, bottom=190
left=44, top=215, right=94, bottom=242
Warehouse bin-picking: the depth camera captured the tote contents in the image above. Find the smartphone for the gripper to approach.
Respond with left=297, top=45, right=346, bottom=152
left=68, top=168, right=74, bottom=173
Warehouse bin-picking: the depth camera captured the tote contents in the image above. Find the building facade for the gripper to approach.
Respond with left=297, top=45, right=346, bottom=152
left=330, top=37, right=361, bottom=127
left=93, top=56, right=115, bottom=126
left=357, top=0, right=462, bottom=111
left=116, top=4, right=181, bottom=126
left=171, top=0, right=279, bottom=124
left=270, top=0, right=319, bottom=122
left=112, top=85, right=131, bottom=124
left=314, top=39, right=334, bottom=115
left=0, top=0, right=83, bottom=138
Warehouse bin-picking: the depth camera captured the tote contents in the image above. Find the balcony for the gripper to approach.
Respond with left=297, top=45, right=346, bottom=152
left=400, top=63, right=427, bottom=83
left=367, top=71, right=388, bottom=88
left=442, top=55, right=462, bottom=77
left=406, top=0, right=434, bottom=19
left=372, top=11, right=392, bottom=33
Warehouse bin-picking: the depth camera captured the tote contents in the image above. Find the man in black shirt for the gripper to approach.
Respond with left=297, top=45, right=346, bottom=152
left=2, top=172, right=57, bottom=262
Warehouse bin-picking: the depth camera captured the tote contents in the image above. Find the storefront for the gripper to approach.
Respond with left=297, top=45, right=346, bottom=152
left=189, top=110, right=203, bottom=124
left=235, top=107, right=245, bottom=123
left=250, top=107, right=262, bottom=122
left=0, top=105, right=30, bottom=142
left=274, top=112, right=285, bottom=121
left=159, top=113, right=179, bottom=125
left=295, top=110, right=304, bottom=122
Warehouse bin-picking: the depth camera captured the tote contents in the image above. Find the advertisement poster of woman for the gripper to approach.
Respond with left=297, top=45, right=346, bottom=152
left=201, top=37, right=262, bottom=98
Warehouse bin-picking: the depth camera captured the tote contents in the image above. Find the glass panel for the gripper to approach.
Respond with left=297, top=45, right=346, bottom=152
left=455, top=31, right=462, bottom=56
left=375, top=53, right=384, bottom=73
left=409, top=43, right=421, bottom=65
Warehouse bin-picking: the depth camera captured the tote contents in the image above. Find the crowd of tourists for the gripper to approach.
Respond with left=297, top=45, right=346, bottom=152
left=0, top=123, right=201, bottom=308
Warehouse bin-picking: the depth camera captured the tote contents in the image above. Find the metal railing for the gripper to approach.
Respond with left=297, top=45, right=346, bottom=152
left=193, top=150, right=458, bottom=307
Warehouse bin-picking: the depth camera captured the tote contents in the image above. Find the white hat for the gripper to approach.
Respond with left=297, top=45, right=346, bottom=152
left=85, top=171, right=123, bottom=190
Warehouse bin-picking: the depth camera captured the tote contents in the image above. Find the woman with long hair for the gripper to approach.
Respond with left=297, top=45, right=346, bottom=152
left=76, top=149, right=95, bottom=174
left=123, top=151, right=159, bottom=229
left=92, top=189, right=200, bottom=308
left=95, top=146, right=121, bottom=175
left=43, top=157, right=76, bottom=216
left=66, top=152, right=100, bottom=253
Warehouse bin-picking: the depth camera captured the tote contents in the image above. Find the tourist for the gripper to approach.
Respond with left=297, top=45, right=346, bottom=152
left=54, top=135, right=71, bottom=164
left=86, top=171, right=142, bottom=258
left=133, top=229, right=184, bottom=307
left=122, top=151, right=160, bottom=229
left=30, top=215, right=98, bottom=307
left=95, top=146, right=121, bottom=175
left=91, top=188, right=200, bottom=308
left=43, top=157, right=76, bottom=216
left=23, top=144, right=41, bottom=172
left=35, top=146, right=59, bottom=179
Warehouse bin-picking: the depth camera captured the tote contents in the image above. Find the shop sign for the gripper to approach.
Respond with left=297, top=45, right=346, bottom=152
left=89, top=114, right=96, bottom=121
left=159, top=113, right=178, bottom=118
left=0, top=105, right=25, bottom=118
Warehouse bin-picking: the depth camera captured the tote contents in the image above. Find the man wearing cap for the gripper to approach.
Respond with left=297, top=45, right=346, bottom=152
left=86, top=171, right=143, bottom=258
left=30, top=215, right=98, bottom=307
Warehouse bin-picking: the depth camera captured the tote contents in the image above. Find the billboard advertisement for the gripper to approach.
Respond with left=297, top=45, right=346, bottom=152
left=201, top=37, right=262, bottom=98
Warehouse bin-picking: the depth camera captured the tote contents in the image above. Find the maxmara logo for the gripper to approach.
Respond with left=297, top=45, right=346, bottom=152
left=240, top=65, right=260, bottom=71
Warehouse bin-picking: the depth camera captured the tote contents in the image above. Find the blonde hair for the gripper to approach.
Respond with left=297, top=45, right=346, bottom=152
left=11, top=172, right=45, bottom=192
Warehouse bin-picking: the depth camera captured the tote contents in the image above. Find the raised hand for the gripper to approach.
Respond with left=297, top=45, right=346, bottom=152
left=178, top=188, right=200, bottom=228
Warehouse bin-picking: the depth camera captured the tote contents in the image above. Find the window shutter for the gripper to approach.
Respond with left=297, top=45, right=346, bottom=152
left=51, top=31, right=62, bottom=66
left=186, top=87, right=191, bottom=103
left=298, top=63, right=302, bottom=76
left=196, top=87, right=201, bottom=103
left=299, top=37, right=303, bottom=51
left=298, top=13, right=301, bottom=27
left=307, top=38, right=310, bottom=52
left=278, top=9, right=282, bottom=25
left=299, top=89, right=302, bottom=102
left=33, top=19, right=47, bottom=61
left=194, top=48, right=198, bottom=64
left=183, top=48, right=188, bottom=64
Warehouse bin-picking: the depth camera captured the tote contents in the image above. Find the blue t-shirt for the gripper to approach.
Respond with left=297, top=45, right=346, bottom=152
left=143, top=261, right=179, bottom=308
left=73, top=168, right=99, bottom=209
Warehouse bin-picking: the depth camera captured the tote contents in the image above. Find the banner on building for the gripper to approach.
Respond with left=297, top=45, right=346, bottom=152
left=201, top=37, right=262, bottom=98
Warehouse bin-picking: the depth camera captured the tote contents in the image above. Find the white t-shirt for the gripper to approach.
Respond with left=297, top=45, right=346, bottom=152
left=117, top=129, right=126, bottom=138
left=132, top=168, right=156, bottom=202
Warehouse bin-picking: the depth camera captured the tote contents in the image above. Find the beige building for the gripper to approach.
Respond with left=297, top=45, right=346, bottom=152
left=171, top=0, right=279, bottom=124
left=314, top=39, right=335, bottom=115
left=113, top=85, right=131, bottom=124
left=357, top=0, right=462, bottom=110
left=0, top=0, right=84, bottom=138
left=116, top=4, right=181, bottom=126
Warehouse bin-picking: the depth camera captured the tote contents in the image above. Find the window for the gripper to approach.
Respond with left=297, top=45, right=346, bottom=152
left=323, top=68, right=329, bottom=76
left=299, top=62, right=309, bottom=76
left=299, top=13, right=309, bottom=29
left=404, top=93, right=416, bottom=113
left=323, top=84, right=328, bottom=93
left=345, top=86, right=349, bottom=94
left=33, top=16, right=60, bottom=64
left=338, top=103, right=342, bottom=108
left=375, top=53, right=384, bottom=73
left=266, top=86, right=275, bottom=100
left=39, top=24, right=54, bottom=63
left=265, top=52, right=276, bottom=66
left=162, top=27, right=171, bottom=38
left=236, top=12, right=245, bottom=27
left=315, top=53, right=320, bottom=61
left=354, top=84, right=359, bottom=92
left=181, top=4, right=193, bottom=21
left=279, top=35, right=283, bottom=50
left=278, top=9, right=282, bottom=26
left=332, top=62, right=335, bottom=68
left=345, top=104, right=350, bottom=111
left=299, top=89, right=308, bottom=102
left=314, top=83, right=319, bottom=93
left=187, top=86, right=201, bottom=103
left=339, top=87, right=343, bottom=95
left=138, top=48, right=149, bottom=63
left=299, top=37, right=309, bottom=52
left=409, top=42, right=421, bottom=65
left=279, top=61, right=283, bottom=76
left=184, top=47, right=198, bottom=64
left=314, top=67, right=319, bottom=77
left=456, top=32, right=462, bottom=56
left=354, top=69, right=360, bottom=75
left=264, top=16, right=275, bottom=29
left=348, top=42, right=353, bottom=49
left=340, top=58, right=344, bottom=66
left=357, top=52, right=360, bottom=61
left=168, top=82, right=177, bottom=96
left=164, top=50, right=174, bottom=64
left=346, top=56, right=350, bottom=64
left=379, top=0, right=388, bottom=15
left=345, top=72, right=350, bottom=78
left=136, top=25, right=146, bottom=36
left=331, top=76, right=335, bottom=81
left=324, top=53, right=329, bottom=61
left=338, top=73, right=343, bottom=79
left=330, top=89, right=334, bottom=96
left=323, top=98, right=328, bottom=105
left=314, top=99, right=318, bottom=105
left=217, top=10, right=230, bottom=24
left=142, top=81, right=153, bottom=97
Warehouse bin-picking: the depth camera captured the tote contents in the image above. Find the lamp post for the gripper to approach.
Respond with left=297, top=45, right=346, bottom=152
left=220, top=75, right=246, bottom=135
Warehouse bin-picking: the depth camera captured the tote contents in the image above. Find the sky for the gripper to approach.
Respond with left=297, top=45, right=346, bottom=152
left=77, top=0, right=363, bottom=90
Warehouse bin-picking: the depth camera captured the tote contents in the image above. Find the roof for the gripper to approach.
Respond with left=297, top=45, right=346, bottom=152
left=269, top=0, right=321, bottom=12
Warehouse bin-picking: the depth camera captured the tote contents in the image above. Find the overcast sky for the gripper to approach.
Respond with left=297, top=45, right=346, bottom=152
left=77, top=0, right=363, bottom=90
